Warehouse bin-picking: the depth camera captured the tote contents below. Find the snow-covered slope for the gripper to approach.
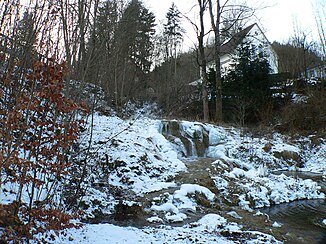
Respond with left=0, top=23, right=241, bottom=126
left=34, top=111, right=325, bottom=243
left=77, top=113, right=325, bottom=207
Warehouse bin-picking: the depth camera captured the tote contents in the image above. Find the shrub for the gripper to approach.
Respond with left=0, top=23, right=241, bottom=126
left=0, top=60, right=86, bottom=242
left=279, top=89, right=326, bottom=133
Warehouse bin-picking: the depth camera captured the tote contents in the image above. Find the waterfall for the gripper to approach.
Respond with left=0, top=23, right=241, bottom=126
left=160, top=120, right=209, bottom=158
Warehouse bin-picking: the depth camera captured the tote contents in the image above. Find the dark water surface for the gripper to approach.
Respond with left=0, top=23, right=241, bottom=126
left=261, top=199, right=326, bottom=243
left=262, top=170, right=326, bottom=243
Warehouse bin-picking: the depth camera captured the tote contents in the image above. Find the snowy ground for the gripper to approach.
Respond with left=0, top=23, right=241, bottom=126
left=54, top=110, right=325, bottom=243
left=46, top=213, right=281, bottom=244
left=4, top=108, right=324, bottom=243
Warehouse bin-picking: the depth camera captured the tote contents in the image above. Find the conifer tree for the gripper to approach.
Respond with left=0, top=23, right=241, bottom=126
left=163, top=2, right=184, bottom=72
left=222, top=42, right=271, bottom=125
left=117, top=0, right=156, bottom=73
left=15, top=11, right=37, bottom=67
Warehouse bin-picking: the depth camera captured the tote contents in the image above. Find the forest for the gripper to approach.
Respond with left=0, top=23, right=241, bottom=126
left=0, top=0, right=325, bottom=243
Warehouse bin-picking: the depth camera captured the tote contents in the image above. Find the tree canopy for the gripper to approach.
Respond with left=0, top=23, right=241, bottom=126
left=221, top=42, right=271, bottom=125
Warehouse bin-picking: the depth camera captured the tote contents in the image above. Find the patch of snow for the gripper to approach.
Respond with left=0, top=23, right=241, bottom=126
left=254, top=211, right=264, bottom=216
left=302, top=144, right=326, bottom=173
left=150, top=184, right=216, bottom=221
left=142, top=182, right=177, bottom=193
left=165, top=212, right=188, bottom=222
left=147, top=216, right=163, bottom=223
left=225, top=167, right=325, bottom=208
left=227, top=211, right=243, bottom=219
left=271, top=143, right=300, bottom=153
left=292, top=93, right=308, bottom=103
left=196, top=214, right=227, bottom=231
left=81, top=113, right=187, bottom=196
left=208, top=127, right=228, bottom=145
left=272, top=222, right=282, bottom=228
left=174, top=184, right=215, bottom=201
left=42, top=217, right=243, bottom=244
left=225, top=223, right=242, bottom=232
left=207, top=145, right=237, bottom=163
left=213, top=176, right=229, bottom=190
left=238, top=194, right=252, bottom=211
left=151, top=202, right=179, bottom=214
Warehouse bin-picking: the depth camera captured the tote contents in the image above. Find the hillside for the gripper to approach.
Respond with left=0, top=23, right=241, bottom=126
left=26, top=105, right=325, bottom=243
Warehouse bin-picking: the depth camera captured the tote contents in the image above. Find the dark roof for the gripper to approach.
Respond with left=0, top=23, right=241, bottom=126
left=220, top=24, right=255, bottom=54
left=205, top=24, right=256, bottom=63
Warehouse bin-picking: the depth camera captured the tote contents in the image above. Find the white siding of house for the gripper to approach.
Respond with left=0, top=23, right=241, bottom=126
left=244, top=25, right=278, bottom=74
left=219, top=24, right=279, bottom=74
left=190, top=24, right=279, bottom=86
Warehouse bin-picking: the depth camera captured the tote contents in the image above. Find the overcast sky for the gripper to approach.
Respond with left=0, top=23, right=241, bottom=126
left=145, top=0, right=318, bottom=49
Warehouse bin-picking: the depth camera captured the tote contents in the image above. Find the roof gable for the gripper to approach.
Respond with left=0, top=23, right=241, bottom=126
left=220, top=24, right=256, bottom=55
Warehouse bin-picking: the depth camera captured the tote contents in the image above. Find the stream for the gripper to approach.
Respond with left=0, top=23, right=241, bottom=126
left=158, top=121, right=326, bottom=243
left=261, top=199, right=326, bottom=244
left=261, top=171, right=326, bottom=244
left=147, top=158, right=326, bottom=243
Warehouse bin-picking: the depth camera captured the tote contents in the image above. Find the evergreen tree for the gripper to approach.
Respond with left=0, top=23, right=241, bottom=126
left=85, top=0, right=119, bottom=84
left=84, top=0, right=155, bottom=108
left=163, top=3, right=184, bottom=65
left=117, top=0, right=156, bottom=73
left=15, top=11, right=37, bottom=67
left=222, top=42, right=271, bottom=125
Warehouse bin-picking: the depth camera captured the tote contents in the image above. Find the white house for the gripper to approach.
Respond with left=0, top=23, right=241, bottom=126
left=190, top=23, right=279, bottom=86
left=216, top=23, right=279, bottom=74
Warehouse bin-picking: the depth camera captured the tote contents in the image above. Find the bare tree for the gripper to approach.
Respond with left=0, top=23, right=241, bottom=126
left=291, top=20, right=321, bottom=79
left=0, top=1, right=86, bottom=241
left=207, top=0, right=222, bottom=122
left=207, top=0, right=255, bottom=122
left=197, top=0, right=210, bottom=122
left=313, top=0, right=326, bottom=58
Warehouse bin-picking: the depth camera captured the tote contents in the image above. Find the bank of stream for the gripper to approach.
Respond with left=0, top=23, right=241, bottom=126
left=261, top=171, right=326, bottom=243
left=152, top=120, right=326, bottom=243
left=84, top=119, right=325, bottom=243
left=177, top=159, right=326, bottom=243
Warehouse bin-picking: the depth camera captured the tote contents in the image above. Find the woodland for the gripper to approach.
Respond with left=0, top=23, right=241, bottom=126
left=0, top=0, right=325, bottom=242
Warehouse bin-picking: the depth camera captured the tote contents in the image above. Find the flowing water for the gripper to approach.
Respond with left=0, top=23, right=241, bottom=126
left=157, top=121, right=326, bottom=243
left=180, top=160, right=326, bottom=243
left=261, top=199, right=326, bottom=244
left=141, top=159, right=326, bottom=243
left=261, top=171, right=326, bottom=243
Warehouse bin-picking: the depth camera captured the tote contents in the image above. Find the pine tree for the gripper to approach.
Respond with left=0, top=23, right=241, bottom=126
left=15, top=11, right=37, bottom=67
left=83, top=0, right=155, bottom=108
left=163, top=2, right=184, bottom=67
left=222, top=42, right=271, bottom=125
left=118, top=0, right=156, bottom=73
left=85, top=0, right=119, bottom=84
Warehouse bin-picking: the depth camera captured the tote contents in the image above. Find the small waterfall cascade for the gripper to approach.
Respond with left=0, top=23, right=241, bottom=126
left=160, top=120, right=209, bottom=157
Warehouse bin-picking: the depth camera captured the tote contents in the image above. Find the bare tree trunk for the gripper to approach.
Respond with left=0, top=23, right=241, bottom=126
left=313, top=0, right=326, bottom=59
left=207, top=0, right=256, bottom=122
left=59, top=0, right=72, bottom=72
left=208, top=0, right=222, bottom=122
left=198, top=0, right=210, bottom=122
